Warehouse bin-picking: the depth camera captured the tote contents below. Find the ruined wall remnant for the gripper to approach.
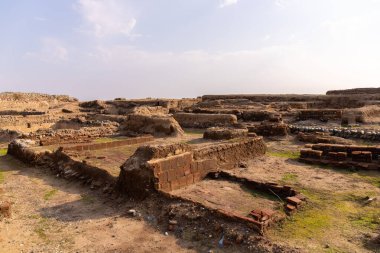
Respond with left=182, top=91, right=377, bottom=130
left=203, top=127, right=248, bottom=140
left=246, top=122, right=289, bottom=136
left=173, top=113, right=238, bottom=128
left=62, top=135, right=154, bottom=151
left=116, top=143, right=212, bottom=198
left=193, top=137, right=266, bottom=169
left=117, top=137, right=266, bottom=198
left=299, top=143, right=380, bottom=170
left=241, top=111, right=281, bottom=122
left=8, top=139, right=117, bottom=189
left=120, top=114, right=184, bottom=137
left=297, top=132, right=353, bottom=145
left=297, top=109, right=342, bottom=121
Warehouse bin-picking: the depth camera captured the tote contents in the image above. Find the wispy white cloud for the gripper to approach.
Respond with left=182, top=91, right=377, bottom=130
left=219, top=0, right=238, bottom=8
left=25, top=38, right=68, bottom=63
left=274, top=0, right=297, bottom=8
left=75, top=0, right=136, bottom=38
left=34, top=17, right=47, bottom=21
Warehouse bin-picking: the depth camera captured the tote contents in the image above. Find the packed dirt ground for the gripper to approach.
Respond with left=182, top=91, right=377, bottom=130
left=1, top=90, right=380, bottom=252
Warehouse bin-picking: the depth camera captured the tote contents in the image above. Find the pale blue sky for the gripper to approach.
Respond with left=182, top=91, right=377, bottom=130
left=1, top=0, right=380, bottom=100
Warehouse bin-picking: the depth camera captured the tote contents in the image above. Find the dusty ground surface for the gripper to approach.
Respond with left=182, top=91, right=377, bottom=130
left=0, top=155, right=218, bottom=253
left=172, top=179, right=282, bottom=217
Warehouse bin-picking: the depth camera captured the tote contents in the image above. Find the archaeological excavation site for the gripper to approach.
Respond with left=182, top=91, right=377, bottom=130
left=0, top=89, right=380, bottom=253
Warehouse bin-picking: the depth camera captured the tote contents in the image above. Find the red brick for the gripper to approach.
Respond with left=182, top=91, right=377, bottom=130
left=170, top=158, right=178, bottom=171
left=286, top=197, right=302, bottom=206
left=167, top=169, right=177, bottom=181
left=190, top=162, right=198, bottom=173
left=170, top=180, right=180, bottom=190
left=159, top=171, right=168, bottom=182
left=178, top=176, right=187, bottom=188
left=285, top=204, right=296, bottom=212
left=175, top=167, right=185, bottom=178
left=184, top=164, right=191, bottom=176
left=160, top=182, right=171, bottom=192
left=161, top=159, right=171, bottom=171
left=185, top=174, right=194, bottom=185
left=197, top=161, right=203, bottom=171
left=193, top=172, right=203, bottom=182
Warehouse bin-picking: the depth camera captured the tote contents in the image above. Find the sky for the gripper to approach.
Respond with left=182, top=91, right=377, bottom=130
left=0, top=0, right=380, bottom=100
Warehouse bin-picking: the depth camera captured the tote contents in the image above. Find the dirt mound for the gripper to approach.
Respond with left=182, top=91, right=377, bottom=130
left=121, top=114, right=184, bottom=137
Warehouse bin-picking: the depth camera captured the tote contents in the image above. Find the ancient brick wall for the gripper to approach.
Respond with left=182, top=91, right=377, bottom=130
left=173, top=113, right=238, bottom=128
left=117, top=137, right=266, bottom=198
left=297, top=109, right=342, bottom=121
left=7, top=140, right=116, bottom=188
left=241, top=111, right=278, bottom=122
left=120, top=114, right=184, bottom=137
left=63, top=135, right=154, bottom=151
left=193, top=137, right=266, bottom=168
left=148, top=153, right=217, bottom=192
left=246, top=122, right=288, bottom=136
left=299, top=144, right=380, bottom=170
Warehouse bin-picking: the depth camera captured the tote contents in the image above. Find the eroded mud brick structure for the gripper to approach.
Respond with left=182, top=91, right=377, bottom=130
left=300, top=144, right=380, bottom=170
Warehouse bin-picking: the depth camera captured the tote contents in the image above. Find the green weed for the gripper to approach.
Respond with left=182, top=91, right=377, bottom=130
left=281, top=173, right=299, bottom=183
left=267, top=150, right=300, bottom=159
left=43, top=189, right=58, bottom=200
left=80, top=194, right=95, bottom=204
left=0, top=148, right=7, bottom=156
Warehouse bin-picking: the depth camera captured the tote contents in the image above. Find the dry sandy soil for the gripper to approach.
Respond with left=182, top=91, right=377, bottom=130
left=0, top=154, right=219, bottom=253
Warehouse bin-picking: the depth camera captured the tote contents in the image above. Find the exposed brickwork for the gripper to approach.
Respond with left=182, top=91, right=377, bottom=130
left=193, top=137, right=266, bottom=169
left=148, top=153, right=217, bottom=192
left=299, top=144, right=380, bottom=171
left=63, top=135, right=154, bottom=151
left=118, top=137, right=266, bottom=198
left=173, top=112, right=238, bottom=128
left=297, top=109, right=342, bottom=121
left=246, top=122, right=288, bottom=136
left=203, top=127, right=248, bottom=140
left=7, top=139, right=116, bottom=190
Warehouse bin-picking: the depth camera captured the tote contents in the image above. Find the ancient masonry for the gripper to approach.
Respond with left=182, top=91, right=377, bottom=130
left=300, top=144, right=380, bottom=171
